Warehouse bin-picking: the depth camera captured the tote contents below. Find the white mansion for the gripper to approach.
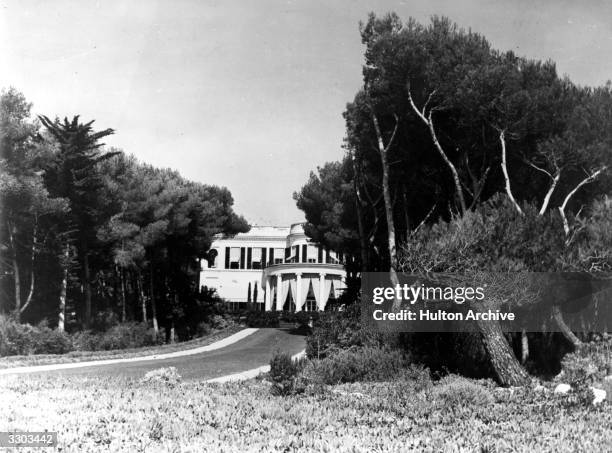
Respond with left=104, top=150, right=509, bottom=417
left=199, top=223, right=347, bottom=311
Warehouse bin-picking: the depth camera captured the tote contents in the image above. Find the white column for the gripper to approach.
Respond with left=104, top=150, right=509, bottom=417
left=319, top=273, right=325, bottom=311
left=265, top=277, right=271, bottom=311
left=295, top=273, right=302, bottom=312
left=276, top=274, right=283, bottom=311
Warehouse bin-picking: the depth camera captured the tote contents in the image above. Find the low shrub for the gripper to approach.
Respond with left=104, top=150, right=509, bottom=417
left=0, top=316, right=37, bottom=356
left=248, top=311, right=320, bottom=329
left=209, top=314, right=235, bottom=330
left=196, top=321, right=211, bottom=337
left=140, top=367, right=182, bottom=386
left=556, top=339, right=612, bottom=406
left=269, top=350, right=306, bottom=395
left=305, top=305, right=363, bottom=359
left=31, top=322, right=73, bottom=354
left=301, top=347, right=409, bottom=385
left=246, top=311, right=279, bottom=328
left=434, top=375, right=494, bottom=408
left=397, top=363, right=434, bottom=392
left=0, top=315, right=73, bottom=356
left=72, top=322, right=164, bottom=352
left=559, top=341, right=612, bottom=388
left=280, top=311, right=320, bottom=326
left=70, top=330, right=98, bottom=351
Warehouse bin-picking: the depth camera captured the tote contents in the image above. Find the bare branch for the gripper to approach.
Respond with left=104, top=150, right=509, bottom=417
left=21, top=217, right=38, bottom=314
left=539, top=173, right=560, bottom=215
left=460, top=179, right=475, bottom=197
left=370, top=110, right=400, bottom=153
left=499, top=130, right=524, bottom=215
left=386, top=114, right=400, bottom=153
left=427, top=111, right=467, bottom=214
left=412, top=203, right=437, bottom=235
left=422, top=89, right=437, bottom=116
left=407, top=89, right=428, bottom=124
left=560, top=166, right=607, bottom=213
left=559, top=166, right=608, bottom=235
left=524, top=160, right=553, bottom=179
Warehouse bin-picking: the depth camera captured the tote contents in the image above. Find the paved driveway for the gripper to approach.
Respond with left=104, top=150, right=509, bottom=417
left=1, top=328, right=306, bottom=381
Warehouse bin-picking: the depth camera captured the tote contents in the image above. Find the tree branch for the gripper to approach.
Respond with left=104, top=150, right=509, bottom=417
left=499, top=130, right=523, bottom=215
left=539, top=173, right=560, bottom=215
left=524, top=160, right=553, bottom=179
left=428, top=111, right=467, bottom=214
left=558, top=166, right=607, bottom=235
left=407, top=88, right=429, bottom=124
left=412, top=203, right=437, bottom=235
left=21, top=217, right=38, bottom=314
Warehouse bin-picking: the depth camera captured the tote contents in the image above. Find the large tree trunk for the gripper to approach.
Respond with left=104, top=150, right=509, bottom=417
left=81, top=239, right=92, bottom=328
left=552, top=304, right=582, bottom=348
left=370, top=112, right=401, bottom=309
left=150, top=265, right=159, bottom=336
left=477, top=319, right=530, bottom=386
left=118, top=266, right=126, bottom=323
left=169, top=322, right=176, bottom=344
left=20, top=220, right=38, bottom=317
left=7, top=221, right=21, bottom=321
left=58, top=242, right=69, bottom=332
left=137, top=272, right=147, bottom=324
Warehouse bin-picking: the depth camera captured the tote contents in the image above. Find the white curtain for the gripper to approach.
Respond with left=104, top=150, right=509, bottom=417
left=320, top=278, right=332, bottom=310
left=289, top=278, right=297, bottom=309
left=297, top=277, right=311, bottom=311
left=311, top=277, right=321, bottom=306
left=279, top=278, right=289, bottom=310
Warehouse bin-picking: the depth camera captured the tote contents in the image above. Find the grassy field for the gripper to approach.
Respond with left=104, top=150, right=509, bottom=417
left=0, top=326, right=244, bottom=370
left=1, top=371, right=610, bottom=452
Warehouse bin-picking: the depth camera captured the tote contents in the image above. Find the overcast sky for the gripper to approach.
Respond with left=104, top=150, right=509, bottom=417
left=2, top=0, right=612, bottom=225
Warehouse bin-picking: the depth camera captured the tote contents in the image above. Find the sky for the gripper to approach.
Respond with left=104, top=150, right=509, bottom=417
left=2, top=0, right=612, bottom=225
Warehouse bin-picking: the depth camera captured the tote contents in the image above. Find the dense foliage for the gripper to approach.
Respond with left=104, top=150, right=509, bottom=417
left=0, top=88, right=249, bottom=341
left=296, top=14, right=611, bottom=276
left=295, top=13, right=611, bottom=386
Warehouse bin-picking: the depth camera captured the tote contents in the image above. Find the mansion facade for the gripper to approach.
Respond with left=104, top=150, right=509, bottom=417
left=200, top=223, right=346, bottom=311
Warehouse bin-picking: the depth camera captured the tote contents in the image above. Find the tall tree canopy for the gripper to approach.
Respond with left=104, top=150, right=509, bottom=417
left=297, top=13, right=611, bottom=276
left=295, top=13, right=611, bottom=385
left=0, top=89, right=249, bottom=339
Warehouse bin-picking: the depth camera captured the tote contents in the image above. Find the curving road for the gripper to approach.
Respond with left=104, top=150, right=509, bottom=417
left=0, top=328, right=306, bottom=381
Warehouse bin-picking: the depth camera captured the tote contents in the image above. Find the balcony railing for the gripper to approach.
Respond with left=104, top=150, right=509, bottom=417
left=262, top=258, right=343, bottom=269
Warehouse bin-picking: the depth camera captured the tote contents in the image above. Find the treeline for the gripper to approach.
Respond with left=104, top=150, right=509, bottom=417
left=0, top=88, right=249, bottom=338
left=295, top=14, right=612, bottom=385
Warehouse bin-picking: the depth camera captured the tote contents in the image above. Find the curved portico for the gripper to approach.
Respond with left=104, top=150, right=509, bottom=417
left=200, top=222, right=347, bottom=312
left=262, top=262, right=346, bottom=312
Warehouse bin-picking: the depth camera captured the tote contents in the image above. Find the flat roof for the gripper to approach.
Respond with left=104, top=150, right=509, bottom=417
left=216, top=225, right=291, bottom=240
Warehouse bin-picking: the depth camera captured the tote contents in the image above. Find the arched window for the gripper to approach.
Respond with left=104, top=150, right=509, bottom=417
left=206, top=249, right=218, bottom=268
